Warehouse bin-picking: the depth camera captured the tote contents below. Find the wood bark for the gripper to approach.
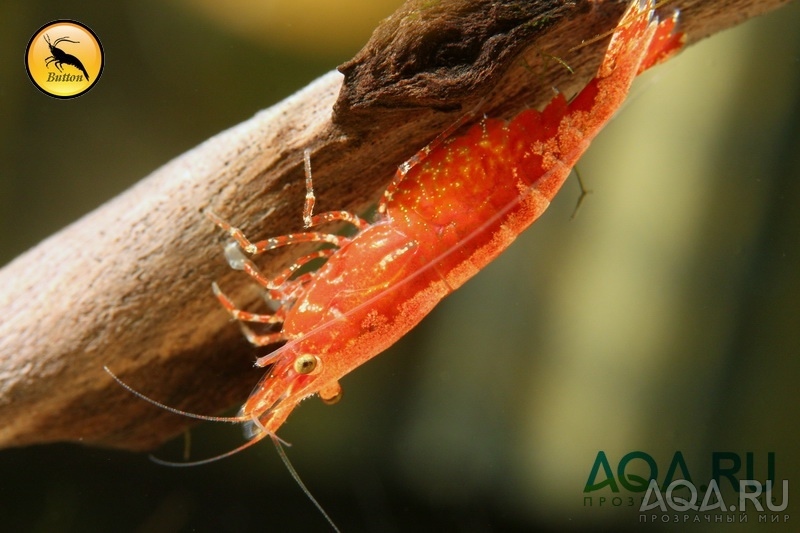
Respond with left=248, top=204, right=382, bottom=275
left=0, top=0, right=791, bottom=452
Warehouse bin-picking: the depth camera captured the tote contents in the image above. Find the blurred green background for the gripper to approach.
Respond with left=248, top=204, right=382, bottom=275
left=1, top=0, right=798, bottom=531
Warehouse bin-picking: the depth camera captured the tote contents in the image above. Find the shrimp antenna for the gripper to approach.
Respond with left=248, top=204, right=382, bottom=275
left=272, top=434, right=340, bottom=532
left=105, top=365, right=280, bottom=465
left=148, top=426, right=341, bottom=531
left=105, top=366, right=339, bottom=529
left=148, top=430, right=272, bottom=467
left=103, top=366, right=252, bottom=424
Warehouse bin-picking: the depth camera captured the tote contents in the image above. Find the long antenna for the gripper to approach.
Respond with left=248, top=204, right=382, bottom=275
left=105, top=366, right=339, bottom=530
left=271, top=434, right=340, bottom=532
left=104, top=366, right=253, bottom=424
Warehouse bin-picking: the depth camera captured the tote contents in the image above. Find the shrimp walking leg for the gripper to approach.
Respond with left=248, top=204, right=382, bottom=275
left=207, top=211, right=351, bottom=254
left=212, top=283, right=288, bottom=347
left=302, top=150, right=370, bottom=231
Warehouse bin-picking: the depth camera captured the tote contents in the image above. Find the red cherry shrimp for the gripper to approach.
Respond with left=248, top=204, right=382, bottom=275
left=107, top=0, right=685, bottom=481
left=106, top=0, right=684, bottom=529
left=205, top=0, right=683, bottom=444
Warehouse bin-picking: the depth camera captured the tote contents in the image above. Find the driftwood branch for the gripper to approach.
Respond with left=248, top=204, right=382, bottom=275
left=0, top=0, right=791, bottom=452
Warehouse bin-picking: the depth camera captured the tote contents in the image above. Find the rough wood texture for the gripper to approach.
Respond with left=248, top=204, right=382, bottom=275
left=0, top=0, right=791, bottom=452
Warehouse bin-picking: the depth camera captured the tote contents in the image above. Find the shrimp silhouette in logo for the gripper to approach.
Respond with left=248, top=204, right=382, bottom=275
left=44, top=34, right=90, bottom=81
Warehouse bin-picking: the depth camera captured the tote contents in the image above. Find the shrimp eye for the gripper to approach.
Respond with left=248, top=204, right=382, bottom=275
left=294, top=354, right=318, bottom=375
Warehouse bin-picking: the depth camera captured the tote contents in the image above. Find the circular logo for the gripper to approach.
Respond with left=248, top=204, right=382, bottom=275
left=25, top=20, right=103, bottom=99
